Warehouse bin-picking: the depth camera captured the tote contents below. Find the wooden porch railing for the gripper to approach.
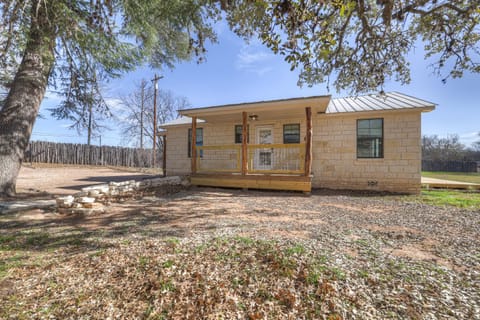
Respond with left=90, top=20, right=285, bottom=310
left=196, top=145, right=242, bottom=173
left=195, top=143, right=305, bottom=175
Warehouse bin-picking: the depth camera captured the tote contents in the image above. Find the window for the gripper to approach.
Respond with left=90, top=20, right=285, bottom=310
left=357, top=119, right=383, bottom=158
left=188, top=128, right=203, bottom=158
left=234, top=125, right=249, bottom=143
left=283, top=124, right=300, bottom=144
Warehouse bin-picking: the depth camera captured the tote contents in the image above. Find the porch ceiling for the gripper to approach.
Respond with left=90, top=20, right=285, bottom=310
left=179, top=96, right=330, bottom=122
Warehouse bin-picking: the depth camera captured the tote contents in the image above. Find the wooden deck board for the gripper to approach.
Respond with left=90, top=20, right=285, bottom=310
left=191, top=174, right=312, bottom=192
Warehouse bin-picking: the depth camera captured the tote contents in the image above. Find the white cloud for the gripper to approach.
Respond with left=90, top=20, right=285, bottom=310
left=459, top=131, right=480, bottom=144
left=235, top=42, right=274, bottom=76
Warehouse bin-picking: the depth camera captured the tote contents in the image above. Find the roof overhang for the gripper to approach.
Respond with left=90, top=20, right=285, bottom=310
left=179, top=95, right=331, bottom=122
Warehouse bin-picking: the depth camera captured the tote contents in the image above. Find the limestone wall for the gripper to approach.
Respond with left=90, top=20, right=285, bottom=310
left=311, top=111, right=422, bottom=194
left=165, top=110, right=423, bottom=194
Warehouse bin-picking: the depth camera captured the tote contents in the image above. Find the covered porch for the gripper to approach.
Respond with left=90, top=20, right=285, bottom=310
left=180, top=96, right=330, bottom=192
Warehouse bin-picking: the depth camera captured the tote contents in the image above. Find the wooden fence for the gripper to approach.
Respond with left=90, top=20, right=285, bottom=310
left=26, top=141, right=160, bottom=168
left=422, top=160, right=479, bottom=172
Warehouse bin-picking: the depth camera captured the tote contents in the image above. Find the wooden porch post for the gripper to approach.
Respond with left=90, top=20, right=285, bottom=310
left=191, top=116, right=197, bottom=174
left=162, top=135, right=167, bottom=177
left=305, top=107, right=312, bottom=177
left=242, top=111, right=248, bottom=175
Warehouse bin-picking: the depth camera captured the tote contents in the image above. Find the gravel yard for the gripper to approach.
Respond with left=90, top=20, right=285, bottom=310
left=1, top=186, right=479, bottom=319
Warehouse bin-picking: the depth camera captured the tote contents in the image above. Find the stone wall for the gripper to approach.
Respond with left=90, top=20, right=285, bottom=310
left=56, top=176, right=190, bottom=215
left=164, top=110, right=423, bottom=194
left=311, top=111, right=422, bottom=194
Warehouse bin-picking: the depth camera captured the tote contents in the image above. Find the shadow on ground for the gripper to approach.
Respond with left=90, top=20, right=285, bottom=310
left=59, top=174, right=157, bottom=192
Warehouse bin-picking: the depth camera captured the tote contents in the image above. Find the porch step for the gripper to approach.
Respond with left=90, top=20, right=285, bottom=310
left=191, top=174, right=311, bottom=192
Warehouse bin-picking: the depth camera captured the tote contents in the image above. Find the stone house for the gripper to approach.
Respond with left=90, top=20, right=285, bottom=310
left=159, top=92, right=435, bottom=194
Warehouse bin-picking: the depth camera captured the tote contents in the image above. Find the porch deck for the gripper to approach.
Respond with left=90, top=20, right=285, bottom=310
left=187, top=108, right=313, bottom=192
left=191, top=173, right=312, bottom=192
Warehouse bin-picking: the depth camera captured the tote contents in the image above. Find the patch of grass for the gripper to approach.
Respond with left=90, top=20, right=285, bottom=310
left=159, top=279, right=176, bottom=292
left=165, top=237, right=180, bottom=246
left=138, top=256, right=151, bottom=268
left=422, top=171, right=480, bottom=184
left=162, top=260, right=174, bottom=268
left=234, top=236, right=255, bottom=245
left=0, top=254, right=26, bottom=279
left=285, top=244, right=306, bottom=256
left=417, top=190, right=480, bottom=209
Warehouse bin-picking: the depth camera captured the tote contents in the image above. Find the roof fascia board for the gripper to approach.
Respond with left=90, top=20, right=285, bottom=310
left=179, top=96, right=331, bottom=117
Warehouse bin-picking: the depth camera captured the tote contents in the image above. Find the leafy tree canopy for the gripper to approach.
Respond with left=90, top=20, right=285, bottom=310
left=222, top=0, right=480, bottom=93
left=0, top=0, right=218, bottom=108
left=1, top=1, right=479, bottom=99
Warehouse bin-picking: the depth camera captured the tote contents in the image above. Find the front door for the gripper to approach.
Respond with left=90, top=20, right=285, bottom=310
left=255, top=125, right=274, bottom=170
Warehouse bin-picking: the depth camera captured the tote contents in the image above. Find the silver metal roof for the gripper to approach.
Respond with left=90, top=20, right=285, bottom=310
left=161, top=92, right=436, bottom=126
left=326, top=91, right=435, bottom=114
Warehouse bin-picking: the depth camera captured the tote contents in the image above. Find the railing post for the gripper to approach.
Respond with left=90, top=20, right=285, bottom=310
left=305, top=107, right=312, bottom=177
left=191, top=116, right=197, bottom=174
left=242, top=111, right=248, bottom=175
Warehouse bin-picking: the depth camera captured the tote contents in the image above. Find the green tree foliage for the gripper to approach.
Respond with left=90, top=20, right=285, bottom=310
left=0, top=0, right=218, bottom=195
left=0, top=0, right=216, bottom=110
left=222, top=0, right=480, bottom=93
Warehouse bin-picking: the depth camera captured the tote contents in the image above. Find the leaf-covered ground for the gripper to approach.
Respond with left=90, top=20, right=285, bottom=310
left=1, top=188, right=479, bottom=319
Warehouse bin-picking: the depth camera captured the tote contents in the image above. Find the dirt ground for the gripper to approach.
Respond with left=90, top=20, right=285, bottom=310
left=16, top=163, right=156, bottom=195
left=1, top=165, right=479, bottom=318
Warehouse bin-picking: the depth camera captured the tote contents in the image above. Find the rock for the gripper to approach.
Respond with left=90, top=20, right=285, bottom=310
left=78, top=197, right=96, bottom=204
left=82, top=202, right=104, bottom=209
left=56, top=196, right=75, bottom=208
left=88, top=189, right=101, bottom=197
left=55, top=176, right=187, bottom=214
left=81, top=184, right=109, bottom=193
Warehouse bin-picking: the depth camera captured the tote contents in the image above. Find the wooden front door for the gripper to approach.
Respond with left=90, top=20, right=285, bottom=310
left=255, top=125, right=274, bottom=170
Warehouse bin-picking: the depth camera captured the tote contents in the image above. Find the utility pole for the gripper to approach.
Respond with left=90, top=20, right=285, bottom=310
left=151, top=74, right=163, bottom=167
left=140, top=79, right=145, bottom=150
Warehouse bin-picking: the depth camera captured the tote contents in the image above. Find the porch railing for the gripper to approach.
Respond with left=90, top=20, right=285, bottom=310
left=196, top=145, right=242, bottom=173
left=195, top=143, right=305, bottom=175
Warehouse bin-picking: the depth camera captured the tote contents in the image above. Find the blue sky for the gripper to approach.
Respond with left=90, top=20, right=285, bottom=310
left=33, top=21, right=479, bottom=147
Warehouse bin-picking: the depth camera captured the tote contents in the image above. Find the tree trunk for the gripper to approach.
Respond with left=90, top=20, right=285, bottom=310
left=0, top=2, right=55, bottom=197
left=87, top=96, right=93, bottom=146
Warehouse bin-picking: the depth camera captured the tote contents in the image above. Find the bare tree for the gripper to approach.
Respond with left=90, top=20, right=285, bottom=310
left=422, top=134, right=466, bottom=161
left=473, top=133, right=480, bottom=152
left=120, top=81, right=189, bottom=149
left=120, top=80, right=151, bottom=149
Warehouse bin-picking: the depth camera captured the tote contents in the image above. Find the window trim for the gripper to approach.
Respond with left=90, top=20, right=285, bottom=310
left=234, top=124, right=249, bottom=144
left=283, top=123, right=301, bottom=144
left=356, top=118, right=384, bottom=159
left=188, top=127, right=203, bottom=158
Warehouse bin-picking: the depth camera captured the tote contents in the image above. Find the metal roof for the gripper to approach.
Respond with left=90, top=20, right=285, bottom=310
left=326, top=91, right=436, bottom=114
left=160, top=92, right=436, bottom=127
